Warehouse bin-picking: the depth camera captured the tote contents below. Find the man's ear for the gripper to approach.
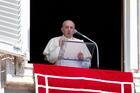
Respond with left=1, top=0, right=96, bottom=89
left=61, top=28, right=64, bottom=33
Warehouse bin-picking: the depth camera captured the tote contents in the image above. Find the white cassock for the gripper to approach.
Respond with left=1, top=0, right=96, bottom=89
left=43, top=36, right=92, bottom=68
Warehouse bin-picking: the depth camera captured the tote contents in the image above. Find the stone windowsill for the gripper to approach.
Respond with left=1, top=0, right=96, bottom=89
left=5, top=76, right=34, bottom=90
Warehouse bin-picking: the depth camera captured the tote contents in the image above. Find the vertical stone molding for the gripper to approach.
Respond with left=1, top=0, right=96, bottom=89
left=0, top=53, right=25, bottom=88
left=138, top=0, right=140, bottom=71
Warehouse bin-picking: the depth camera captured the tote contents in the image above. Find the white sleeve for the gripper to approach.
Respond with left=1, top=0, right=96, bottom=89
left=43, top=38, right=60, bottom=63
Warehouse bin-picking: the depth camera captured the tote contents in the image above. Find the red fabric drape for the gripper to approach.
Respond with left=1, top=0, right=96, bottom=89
left=33, top=64, right=134, bottom=93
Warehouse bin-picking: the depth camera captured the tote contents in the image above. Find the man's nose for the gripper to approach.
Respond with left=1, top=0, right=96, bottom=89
left=68, top=27, right=71, bottom=30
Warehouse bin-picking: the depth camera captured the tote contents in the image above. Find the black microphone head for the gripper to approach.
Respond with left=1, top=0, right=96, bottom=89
left=74, top=29, right=82, bottom=36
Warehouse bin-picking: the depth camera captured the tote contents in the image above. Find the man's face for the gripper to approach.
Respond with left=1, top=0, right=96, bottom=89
left=62, top=21, right=75, bottom=38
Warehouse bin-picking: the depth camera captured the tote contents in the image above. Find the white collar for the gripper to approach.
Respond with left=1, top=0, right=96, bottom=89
left=62, top=35, right=74, bottom=40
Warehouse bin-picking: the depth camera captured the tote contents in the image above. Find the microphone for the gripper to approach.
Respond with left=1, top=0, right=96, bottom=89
left=74, top=29, right=82, bottom=35
left=74, top=29, right=100, bottom=68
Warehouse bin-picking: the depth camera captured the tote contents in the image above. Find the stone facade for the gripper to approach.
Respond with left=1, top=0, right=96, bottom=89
left=0, top=52, right=34, bottom=93
left=133, top=0, right=140, bottom=93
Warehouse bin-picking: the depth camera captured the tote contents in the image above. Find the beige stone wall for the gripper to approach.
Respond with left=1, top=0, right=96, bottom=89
left=138, top=0, right=140, bottom=70
left=133, top=1, right=140, bottom=93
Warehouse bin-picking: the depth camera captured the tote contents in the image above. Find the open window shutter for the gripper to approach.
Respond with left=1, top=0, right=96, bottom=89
left=0, top=0, right=22, bottom=56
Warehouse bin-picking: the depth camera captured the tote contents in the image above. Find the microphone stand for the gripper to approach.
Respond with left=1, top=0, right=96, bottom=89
left=76, top=31, right=100, bottom=68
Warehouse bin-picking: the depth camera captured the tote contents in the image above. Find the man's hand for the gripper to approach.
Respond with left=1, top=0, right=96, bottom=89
left=77, top=52, right=84, bottom=60
left=59, top=37, right=65, bottom=47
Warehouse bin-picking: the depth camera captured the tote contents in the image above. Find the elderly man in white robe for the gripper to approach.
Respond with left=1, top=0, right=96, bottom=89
left=43, top=20, right=92, bottom=68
